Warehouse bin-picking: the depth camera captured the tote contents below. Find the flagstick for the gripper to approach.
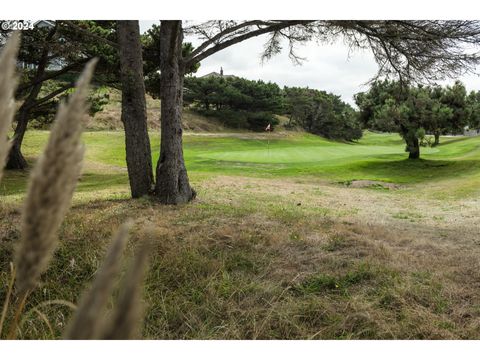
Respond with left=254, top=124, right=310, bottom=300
left=265, top=123, right=271, bottom=157
left=267, top=135, right=270, bottom=157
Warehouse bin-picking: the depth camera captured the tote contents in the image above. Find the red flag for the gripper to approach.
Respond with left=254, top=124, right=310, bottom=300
left=265, top=123, right=271, bottom=131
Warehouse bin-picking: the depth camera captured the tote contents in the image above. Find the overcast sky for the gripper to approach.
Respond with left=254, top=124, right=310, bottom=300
left=139, top=21, right=480, bottom=105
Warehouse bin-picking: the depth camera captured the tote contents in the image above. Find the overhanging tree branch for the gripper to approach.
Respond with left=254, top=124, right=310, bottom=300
left=326, top=20, right=480, bottom=82
left=60, top=20, right=119, bottom=49
left=16, top=58, right=92, bottom=94
left=187, top=20, right=268, bottom=59
left=185, top=20, right=315, bottom=68
left=24, top=82, right=75, bottom=110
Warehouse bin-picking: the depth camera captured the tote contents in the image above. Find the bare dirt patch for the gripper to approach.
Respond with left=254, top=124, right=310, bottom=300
left=345, top=180, right=402, bottom=190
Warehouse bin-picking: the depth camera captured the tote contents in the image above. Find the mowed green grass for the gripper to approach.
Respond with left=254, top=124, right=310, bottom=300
left=3, top=130, right=480, bottom=198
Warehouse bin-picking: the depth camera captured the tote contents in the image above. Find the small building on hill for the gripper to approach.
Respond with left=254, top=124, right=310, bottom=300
left=200, top=67, right=236, bottom=79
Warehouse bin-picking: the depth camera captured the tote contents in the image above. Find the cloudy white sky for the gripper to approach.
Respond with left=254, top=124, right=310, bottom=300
left=139, top=21, right=480, bottom=105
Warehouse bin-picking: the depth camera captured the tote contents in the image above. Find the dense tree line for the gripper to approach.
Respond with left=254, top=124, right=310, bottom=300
left=284, top=87, right=362, bottom=141
left=184, top=76, right=362, bottom=140
left=184, top=76, right=282, bottom=131
left=466, top=89, right=480, bottom=130
left=355, top=80, right=480, bottom=159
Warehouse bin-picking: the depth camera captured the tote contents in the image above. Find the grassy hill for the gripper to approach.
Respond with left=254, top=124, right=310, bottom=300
left=2, top=130, right=480, bottom=339
left=88, top=89, right=227, bottom=132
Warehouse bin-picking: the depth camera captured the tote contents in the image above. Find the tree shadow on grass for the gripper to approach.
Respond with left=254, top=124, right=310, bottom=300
left=438, top=136, right=478, bottom=146
left=76, top=172, right=128, bottom=193
left=0, top=171, right=129, bottom=197
left=348, top=158, right=480, bottom=184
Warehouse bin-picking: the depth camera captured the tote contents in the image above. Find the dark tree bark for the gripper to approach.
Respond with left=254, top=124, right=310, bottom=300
left=6, top=106, right=31, bottom=169
left=406, top=134, right=420, bottom=159
left=401, top=126, right=421, bottom=159
left=408, top=138, right=420, bottom=159
left=433, top=130, right=440, bottom=146
left=154, top=21, right=195, bottom=204
left=117, top=20, right=154, bottom=198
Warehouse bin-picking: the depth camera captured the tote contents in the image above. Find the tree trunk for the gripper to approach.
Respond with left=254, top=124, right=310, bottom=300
left=433, top=130, right=440, bottom=146
left=6, top=108, right=30, bottom=169
left=401, top=126, right=420, bottom=159
left=406, top=134, right=420, bottom=159
left=117, top=20, right=154, bottom=198
left=6, top=25, right=57, bottom=170
left=154, top=21, right=195, bottom=204
left=7, top=82, right=46, bottom=169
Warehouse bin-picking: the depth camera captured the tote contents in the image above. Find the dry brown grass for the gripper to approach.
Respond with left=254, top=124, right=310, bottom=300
left=2, top=173, right=476, bottom=339
left=0, top=58, right=101, bottom=339
left=90, top=90, right=225, bottom=132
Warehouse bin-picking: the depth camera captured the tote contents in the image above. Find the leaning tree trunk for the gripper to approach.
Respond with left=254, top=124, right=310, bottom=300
left=6, top=82, right=44, bottom=169
left=7, top=25, right=56, bottom=170
left=6, top=107, right=30, bottom=169
left=117, top=20, right=154, bottom=198
left=154, top=21, right=195, bottom=204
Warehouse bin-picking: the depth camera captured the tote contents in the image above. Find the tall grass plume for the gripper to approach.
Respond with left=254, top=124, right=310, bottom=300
left=0, top=32, right=20, bottom=183
left=64, top=221, right=132, bottom=339
left=102, top=243, right=150, bottom=339
left=14, top=58, right=98, bottom=295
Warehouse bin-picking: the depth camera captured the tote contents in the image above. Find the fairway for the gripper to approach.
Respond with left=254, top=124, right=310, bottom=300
left=3, top=130, right=479, bottom=199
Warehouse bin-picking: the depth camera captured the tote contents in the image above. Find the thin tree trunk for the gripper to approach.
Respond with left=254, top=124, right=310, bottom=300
left=117, top=20, right=154, bottom=198
left=7, top=76, right=47, bottom=169
left=6, top=107, right=30, bottom=169
left=154, top=21, right=195, bottom=204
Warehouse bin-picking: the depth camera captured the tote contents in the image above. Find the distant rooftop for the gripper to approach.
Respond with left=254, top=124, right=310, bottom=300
left=200, top=67, right=236, bottom=79
left=34, top=20, right=56, bottom=28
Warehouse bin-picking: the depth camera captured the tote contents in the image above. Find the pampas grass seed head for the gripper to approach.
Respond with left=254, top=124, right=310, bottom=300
left=0, top=32, right=20, bottom=183
left=14, top=59, right=98, bottom=295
